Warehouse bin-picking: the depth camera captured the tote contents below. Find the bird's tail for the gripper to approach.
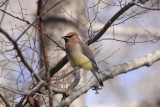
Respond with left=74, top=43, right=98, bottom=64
left=91, top=69, right=103, bottom=87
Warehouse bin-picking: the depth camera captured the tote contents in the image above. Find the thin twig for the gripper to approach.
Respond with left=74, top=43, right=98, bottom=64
left=0, top=93, right=10, bottom=107
left=0, top=0, right=9, bottom=26
left=0, top=1, right=65, bottom=50
left=0, top=0, right=7, bottom=7
left=15, top=81, right=45, bottom=107
left=135, top=2, right=160, bottom=10
left=16, top=0, right=66, bottom=41
left=0, top=27, right=42, bottom=82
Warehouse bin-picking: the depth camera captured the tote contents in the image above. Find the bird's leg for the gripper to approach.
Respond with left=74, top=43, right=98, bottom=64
left=68, top=66, right=81, bottom=89
left=92, top=86, right=102, bottom=94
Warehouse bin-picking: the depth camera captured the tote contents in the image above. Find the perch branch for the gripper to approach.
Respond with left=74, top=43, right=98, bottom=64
left=57, top=50, right=160, bottom=107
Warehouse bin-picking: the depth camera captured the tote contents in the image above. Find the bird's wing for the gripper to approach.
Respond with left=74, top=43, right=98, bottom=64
left=79, top=41, right=103, bottom=87
left=79, top=41, right=99, bottom=70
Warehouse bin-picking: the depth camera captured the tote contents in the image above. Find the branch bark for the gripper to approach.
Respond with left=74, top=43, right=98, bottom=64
left=68, top=68, right=80, bottom=89
left=56, top=50, right=160, bottom=107
left=37, top=0, right=53, bottom=106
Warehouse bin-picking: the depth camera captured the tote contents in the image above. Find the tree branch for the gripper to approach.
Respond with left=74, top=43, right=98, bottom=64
left=0, top=93, right=10, bottom=107
left=87, top=2, right=135, bottom=45
left=37, top=0, right=53, bottom=106
left=0, top=0, right=8, bottom=26
left=16, top=81, right=45, bottom=107
left=68, top=68, right=80, bottom=89
left=0, top=27, right=42, bottom=82
left=50, top=56, right=68, bottom=76
left=57, top=50, right=160, bottom=107
left=0, top=0, right=66, bottom=42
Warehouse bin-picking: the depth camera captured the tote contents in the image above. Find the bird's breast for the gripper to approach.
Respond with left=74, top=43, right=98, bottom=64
left=66, top=43, right=93, bottom=70
left=69, top=52, right=93, bottom=70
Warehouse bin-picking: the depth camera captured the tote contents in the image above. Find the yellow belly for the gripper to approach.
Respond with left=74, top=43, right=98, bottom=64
left=69, top=53, right=93, bottom=70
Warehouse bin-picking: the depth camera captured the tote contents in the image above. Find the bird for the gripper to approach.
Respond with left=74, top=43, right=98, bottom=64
left=62, top=32, right=103, bottom=87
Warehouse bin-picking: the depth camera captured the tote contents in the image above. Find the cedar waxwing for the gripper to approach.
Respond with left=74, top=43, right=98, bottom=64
left=62, top=32, right=103, bottom=87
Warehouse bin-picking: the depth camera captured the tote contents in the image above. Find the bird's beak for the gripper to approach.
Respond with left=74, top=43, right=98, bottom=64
left=61, top=36, right=67, bottom=39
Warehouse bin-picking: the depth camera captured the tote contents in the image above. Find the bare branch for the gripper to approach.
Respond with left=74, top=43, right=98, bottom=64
left=0, top=0, right=66, bottom=49
left=87, top=2, right=135, bottom=45
left=68, top=68, right=80, bottom=89
left=50, top=56, right=68, bottom=76
left=0, top=27, right=42, bottom=82
left=134, top=0, right=149, bottom=4
left=57, top=50, right=160, bottom=107
left=16, top=0, right=66, bottom=41
left=16, top=81, right=45, bottom=107
left=0, top=0, right=7, bottom=7
left=98, top=37, right=160, bottom=45
left=52, top=87, right=69, bottom=95
left=37, top=0, right=53, bottom=106
left=0, top=93, right=10, bottom=107
left=0, top=0, right=8, bottom=26
left=26, top=81, right=45, bottom=96
left=135, top=3, right=160, bottom=10
left=104, top=50, right=160, bottom=79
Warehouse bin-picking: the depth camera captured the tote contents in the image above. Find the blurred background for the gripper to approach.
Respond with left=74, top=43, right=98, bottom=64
left=0, top=0, right=160, bottom=107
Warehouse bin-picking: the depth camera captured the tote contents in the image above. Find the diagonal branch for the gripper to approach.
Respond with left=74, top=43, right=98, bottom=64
left=0, top=0, right=8, bottom=26
left=57, top=50, right=160, bottom=107
left=16, top=81, right=45, bottom=107
left=0, top=27, right=42, bottom=82
left=50, top=56, right=68, bottom=76
left=0, top=93, right=10, bottom=107
left=86, top=2, right=135, bottom=45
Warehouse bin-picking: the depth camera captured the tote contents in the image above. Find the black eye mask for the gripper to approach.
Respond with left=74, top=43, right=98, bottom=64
left=65, top=35, right=73, bottom=38
left=62, top=35, right=73, bottom=43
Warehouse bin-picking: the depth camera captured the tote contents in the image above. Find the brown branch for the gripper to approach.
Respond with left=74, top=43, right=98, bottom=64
left=0, top=27, right=42, bottom=82
left=0, top=93, right=10, bottom=107
left=37, top=0, right=48, bottom=78
left=37, top=0, right=53, bottom=107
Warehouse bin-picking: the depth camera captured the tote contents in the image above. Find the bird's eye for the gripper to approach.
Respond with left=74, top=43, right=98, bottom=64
left=66, top=35, right=73, bottom=38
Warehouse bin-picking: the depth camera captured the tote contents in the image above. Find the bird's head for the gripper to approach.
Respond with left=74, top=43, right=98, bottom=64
left=61, top=32, right=80, bottom=43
